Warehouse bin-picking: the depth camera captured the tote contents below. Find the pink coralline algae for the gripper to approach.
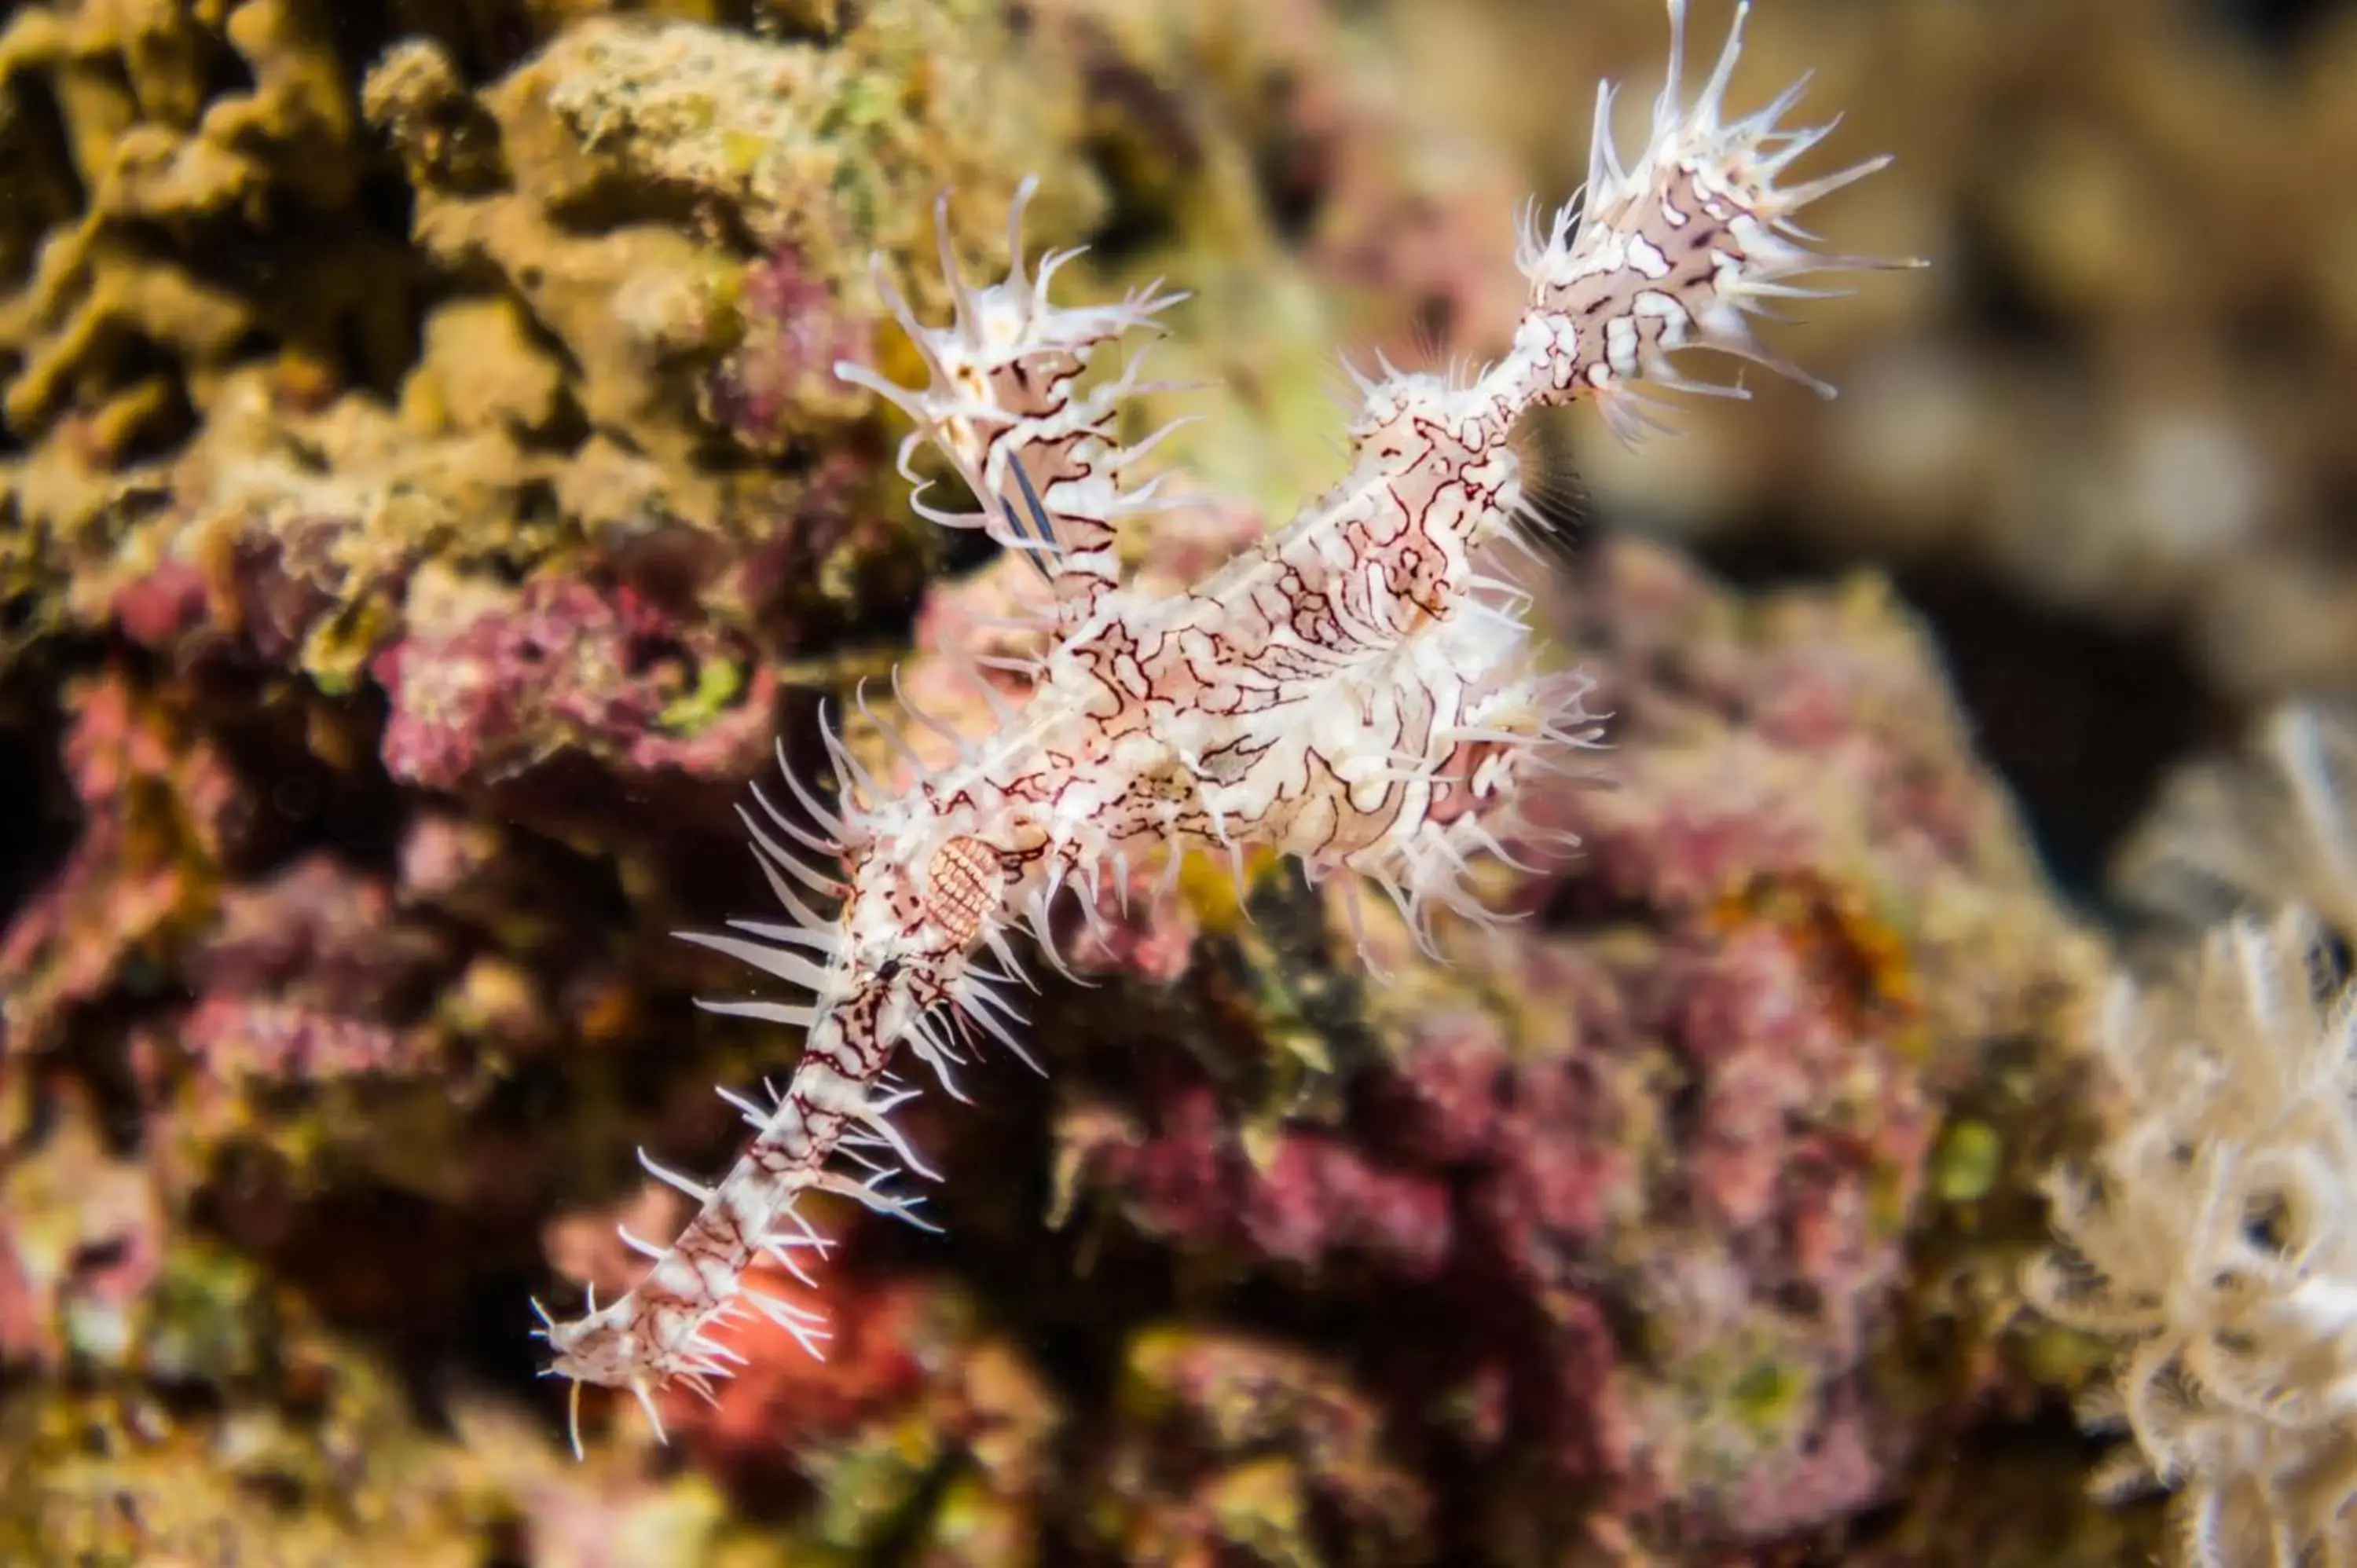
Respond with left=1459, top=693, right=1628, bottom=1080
left=0, top=669, right=250, bottom=1057
left=373, top=570, right=779, bottom=800
left=1068, top=1078, right=1457, bottom=1280
left=108, top=558, right=215, bottom=652
left=191, top=853, right=448, bottom=1015
left=177, top=998, right=417, bottom=1087
left=555, top=1189, right=927, bottom=1475
left=144, top=853, right=454, bottom=1105
left=663, top=1266, right=926, bottom=1469
left=705, top=247, right=875, bottom=451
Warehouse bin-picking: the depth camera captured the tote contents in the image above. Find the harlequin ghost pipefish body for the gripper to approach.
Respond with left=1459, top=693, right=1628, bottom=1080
left=536, top=0, right=1913, bottom=1453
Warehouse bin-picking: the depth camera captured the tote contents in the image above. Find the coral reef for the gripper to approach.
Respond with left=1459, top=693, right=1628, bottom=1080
left=0, top=0, right=2273, bottom=1564
left=1033, top=529, right=2107, bottom=1552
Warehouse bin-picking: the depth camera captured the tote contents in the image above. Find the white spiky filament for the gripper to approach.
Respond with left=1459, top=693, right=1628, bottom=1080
left=534, top=729, right=1044, bottom=1459
left=1504, top=0, right=1918, bottom=440
left=834, top=176, right=1196, bottom=635
left=537, top=0, right=1901, bottom=1454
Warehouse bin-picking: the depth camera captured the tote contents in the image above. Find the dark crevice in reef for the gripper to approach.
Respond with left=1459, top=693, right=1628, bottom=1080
left=1845, top=1398, right=2161, bottom=1562
left=222, top=1178, right=558, bottom=1416
left=1682, top=532, right=2216, bottom=903
left=1945, top=206, right=2083, bottom=359
left=2204, top=0, right=2341, bottom=60
left=324, top=2, right=529, bottom=90
left=1890, top=562, right=2213, bottom=899
left=0, top=661, right=82, bottom=937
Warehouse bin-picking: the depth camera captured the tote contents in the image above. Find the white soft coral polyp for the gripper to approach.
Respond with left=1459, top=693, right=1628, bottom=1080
left=2028, top=910, right=2357, bottom=1566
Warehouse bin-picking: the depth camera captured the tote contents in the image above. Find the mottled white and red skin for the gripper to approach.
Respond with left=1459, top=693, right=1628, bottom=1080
left=538, top=0, right=1912, bottom=1446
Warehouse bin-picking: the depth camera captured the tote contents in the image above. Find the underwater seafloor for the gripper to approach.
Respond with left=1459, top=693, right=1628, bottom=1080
left=2, top=0, right=2355, bottom=1564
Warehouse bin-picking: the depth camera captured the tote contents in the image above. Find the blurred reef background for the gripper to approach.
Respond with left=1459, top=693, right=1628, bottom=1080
left=0, top=0, right=2351, bottom=1563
